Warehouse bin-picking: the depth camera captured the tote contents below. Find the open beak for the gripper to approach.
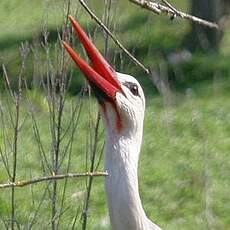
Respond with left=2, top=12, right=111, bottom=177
left=63, top=15, right=123, bottom=101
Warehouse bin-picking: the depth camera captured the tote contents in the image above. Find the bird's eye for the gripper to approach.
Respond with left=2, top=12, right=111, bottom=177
left=124, top=81, right=139, bottom=96
left=130, top=84, right=139, bottom=96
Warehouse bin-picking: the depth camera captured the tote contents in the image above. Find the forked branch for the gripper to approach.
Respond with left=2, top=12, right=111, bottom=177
left=129, top=0, right=219, bottom=30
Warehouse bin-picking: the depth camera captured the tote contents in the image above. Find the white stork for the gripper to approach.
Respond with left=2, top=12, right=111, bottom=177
left=63, top=15, right=162, bottom=230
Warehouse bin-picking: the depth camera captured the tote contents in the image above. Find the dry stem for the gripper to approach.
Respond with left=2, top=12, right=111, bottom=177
left=79, top=0, right=150, bottom=74
left=130, top=0, right=219, bottom=30
left=0, top=172, right=108, bottom=189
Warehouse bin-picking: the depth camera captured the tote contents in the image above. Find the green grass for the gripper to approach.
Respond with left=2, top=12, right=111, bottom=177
left=0, top=0, right=230, bottom=229
left=0, top=78, right=230, bottom=229
left=2, top=0, right=230, bottom=92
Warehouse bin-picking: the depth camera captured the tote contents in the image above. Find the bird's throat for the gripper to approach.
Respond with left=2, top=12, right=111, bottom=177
left=100, top=101, right=123, bottom=133
left=104, top=125, right=148, bottom=230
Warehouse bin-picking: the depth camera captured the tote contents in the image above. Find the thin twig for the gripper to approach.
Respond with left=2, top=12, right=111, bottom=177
left=28, top=183, right=51, bottom=229
left=57, top=3, right=82, bottom=224
left=129, top=0, right=219, bottom=29
left=82, top=111, right=101, bottom=230
left=2, top=64, right=15, bottom=101
left=10, top=42, right=27, bottom=230
left=78, top=0, right=150, bottom=74
left=0, top=145, right=11, bottom=178
left=0, top=172, right=108, bottom=189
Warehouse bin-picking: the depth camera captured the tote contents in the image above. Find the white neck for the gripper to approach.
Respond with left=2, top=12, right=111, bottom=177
left=104, top=120, right=161, bottom=230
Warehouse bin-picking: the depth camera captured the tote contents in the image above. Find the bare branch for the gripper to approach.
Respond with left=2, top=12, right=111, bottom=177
left=129, top=0, right=219, bottom=30
left=78, top=0, right=150, bottom=74
left=0, top=172, right=108, bottom=189
left=2, top=64, right=15, bottom=101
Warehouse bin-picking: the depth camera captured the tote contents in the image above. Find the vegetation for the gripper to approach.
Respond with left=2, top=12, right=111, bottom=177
left=0, top=0, right=230, bottom=229
left=0, top=80, right=229, bottom=229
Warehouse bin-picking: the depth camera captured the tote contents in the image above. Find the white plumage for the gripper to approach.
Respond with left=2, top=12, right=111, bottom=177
left=101, top=73, right=162, bottom=230
left=63, top=16, right=162, bottom=230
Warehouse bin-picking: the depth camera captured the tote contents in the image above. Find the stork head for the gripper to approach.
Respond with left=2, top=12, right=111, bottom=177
left=63, top=16, right=145, bottom=136
left=104, top=72, right=145, bottom=136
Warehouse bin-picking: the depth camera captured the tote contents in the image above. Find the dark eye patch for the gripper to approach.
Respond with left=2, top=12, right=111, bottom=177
left=124, top=82, right=139, bottom=96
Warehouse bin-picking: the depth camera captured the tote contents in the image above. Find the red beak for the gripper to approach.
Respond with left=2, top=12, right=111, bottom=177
left=63, top=15, right=123, bottom=100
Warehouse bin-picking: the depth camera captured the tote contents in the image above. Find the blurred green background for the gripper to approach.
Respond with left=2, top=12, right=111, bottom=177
left=1, top=0, right=230, bottom=93
left=0, top=0, right=230, bottom=229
